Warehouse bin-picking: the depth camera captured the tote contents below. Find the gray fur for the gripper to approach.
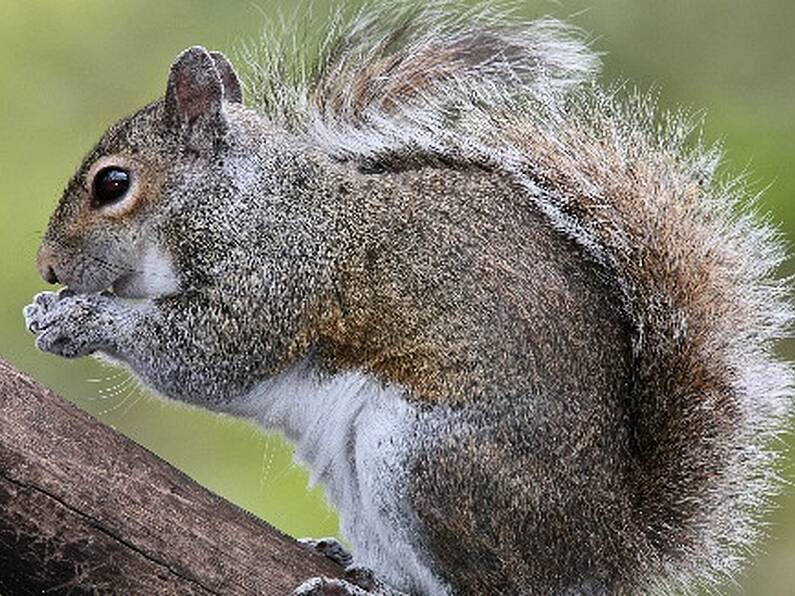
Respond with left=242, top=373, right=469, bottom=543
left=24, top=2, right=793, bottom=595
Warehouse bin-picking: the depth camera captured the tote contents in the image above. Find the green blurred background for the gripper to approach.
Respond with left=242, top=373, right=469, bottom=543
left=1, top=1, right=793, bottom=593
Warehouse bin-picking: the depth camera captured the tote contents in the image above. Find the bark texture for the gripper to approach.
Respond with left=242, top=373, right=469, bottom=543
left=0, top=358, right=342, bottom=595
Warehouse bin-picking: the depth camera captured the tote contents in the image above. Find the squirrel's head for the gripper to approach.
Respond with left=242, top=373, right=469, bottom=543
left=37, top=46, right=248, bottom=298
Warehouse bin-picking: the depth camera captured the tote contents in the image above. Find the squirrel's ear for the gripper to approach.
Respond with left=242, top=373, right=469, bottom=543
left=210, top=51, right=243, bottom=104
left=165, top=46, right=224, bottom=124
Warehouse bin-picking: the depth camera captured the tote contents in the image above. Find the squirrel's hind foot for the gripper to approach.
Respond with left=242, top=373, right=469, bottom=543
left=299, top=537, right=354, bottom=568
left=294, top=571, right=406, bottom=596
left=294, top=577, right=370, bottom=596
left=294, top=539, right=406, bottom=595
left=297, top=538, right=382, bottom=594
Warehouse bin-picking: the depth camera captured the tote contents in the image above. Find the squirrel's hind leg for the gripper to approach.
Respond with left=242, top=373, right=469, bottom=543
left=294, top=577, right=369, bottom=596
left=294, top=572, right=408, bottom=596
left=296, top=539, right=408, bottom=595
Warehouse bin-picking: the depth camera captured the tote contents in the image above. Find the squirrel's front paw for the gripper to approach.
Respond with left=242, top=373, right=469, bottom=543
left=23, top=289, right=118, bottom=358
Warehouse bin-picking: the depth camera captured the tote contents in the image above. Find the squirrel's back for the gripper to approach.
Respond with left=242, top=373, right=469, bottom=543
left=242, top=2, right=793, bottom=592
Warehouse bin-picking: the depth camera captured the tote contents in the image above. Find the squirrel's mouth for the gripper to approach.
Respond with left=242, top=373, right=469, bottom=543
left=110, top=273, right=141, bottom=299
left=61, top=272, right=175, bottom=300
left=57, top=246, right=180, bottom=300
left=109, top=270, right=179, bottom=300
left=60, top=275, right=139, bottom=299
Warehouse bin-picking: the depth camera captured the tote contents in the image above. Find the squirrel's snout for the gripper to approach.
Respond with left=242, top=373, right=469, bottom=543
left=37, top=248, right=60, bottom=285
left=41, top=264, right=59, bottom=285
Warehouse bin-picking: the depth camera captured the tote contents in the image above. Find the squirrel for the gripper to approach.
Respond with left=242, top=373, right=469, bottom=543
left=22, top=2, right=793, bottom=595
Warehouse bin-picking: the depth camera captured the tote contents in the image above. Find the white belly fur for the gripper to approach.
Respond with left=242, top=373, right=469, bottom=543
left=231, top=358, right=450, bottom=595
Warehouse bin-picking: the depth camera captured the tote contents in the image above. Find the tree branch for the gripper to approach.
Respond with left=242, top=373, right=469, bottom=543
left=0, top=358, right=343, bottom=594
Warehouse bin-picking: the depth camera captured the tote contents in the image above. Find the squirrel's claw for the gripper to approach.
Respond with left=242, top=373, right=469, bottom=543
left=300, top=537, right=354, bottom=569
left=294, top=577, right=371, bottom=596
left=296, top=539, right=401, bottom=595
left=294, top=572, right=406, bottom=596
left=294, top=567, right=405, bottom=595
left=24, top=291, right=60, bottom=334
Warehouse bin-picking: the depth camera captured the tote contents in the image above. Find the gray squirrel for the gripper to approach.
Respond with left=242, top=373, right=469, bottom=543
left=22, top=2, right=794, bottom=594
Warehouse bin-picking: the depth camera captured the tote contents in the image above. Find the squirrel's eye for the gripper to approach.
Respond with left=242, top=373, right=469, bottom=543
left=92, top=167, right=130, bottom=207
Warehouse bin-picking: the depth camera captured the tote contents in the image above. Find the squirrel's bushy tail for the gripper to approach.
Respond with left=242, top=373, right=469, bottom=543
left=506, top=91, right=794, bottom=591
left=247, top=2, right=794, bottom=590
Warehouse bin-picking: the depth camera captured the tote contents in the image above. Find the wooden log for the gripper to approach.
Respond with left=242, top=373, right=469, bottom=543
left=0, top=358, right=343, bottom=594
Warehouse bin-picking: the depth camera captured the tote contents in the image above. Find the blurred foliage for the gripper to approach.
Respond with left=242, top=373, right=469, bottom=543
left=0, top=1, right=793, bottom=593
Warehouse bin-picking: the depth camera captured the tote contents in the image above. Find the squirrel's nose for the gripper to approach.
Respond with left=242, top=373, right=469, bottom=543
left=41, top=265, right=59, bottom=285
left=37, top=248, right=60, bottom=285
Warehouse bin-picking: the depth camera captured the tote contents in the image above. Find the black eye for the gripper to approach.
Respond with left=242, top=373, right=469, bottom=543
left=92, top=167, right=130, bottom=207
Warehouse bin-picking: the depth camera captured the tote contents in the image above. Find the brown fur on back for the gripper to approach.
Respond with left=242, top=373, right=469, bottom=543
left=319, top=166, right=630, bottom=406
